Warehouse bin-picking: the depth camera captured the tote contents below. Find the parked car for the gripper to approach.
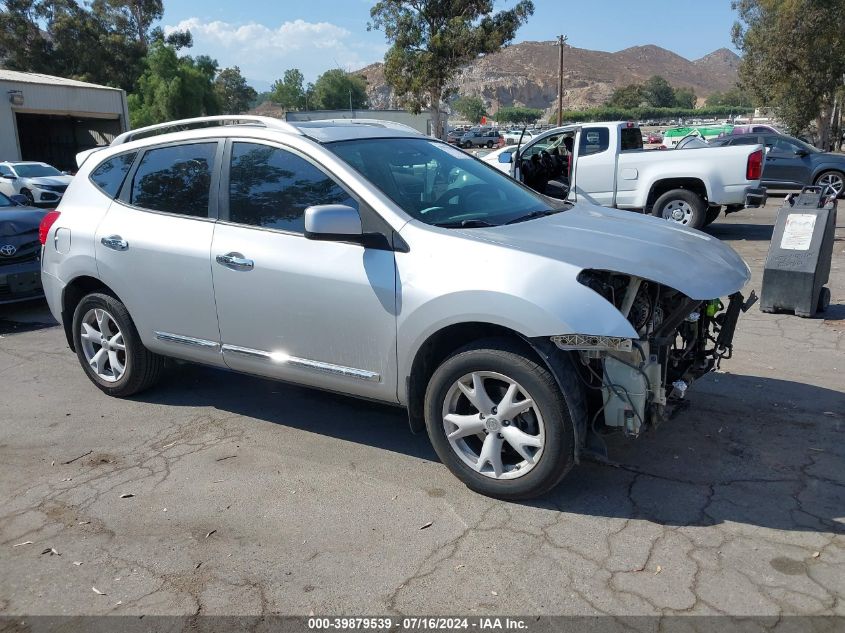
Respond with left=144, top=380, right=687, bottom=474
left=459, top=129, right=501, bottom=149
left=0, top=161, right=73, bottom=207
left=41, top=115, right=752, bottom=500
left=497, top=122, right=767, bottom=229
left=0, top=191, right=48, bottom=303
left=501, top=129, right=536, bottom=145
left=710, top=132, right=844, bottom=197
left=645, top=132, right=663, bottom=144
left=725, top=124, right=781, bottom=136
left=446, top=130, right=463, bottom=145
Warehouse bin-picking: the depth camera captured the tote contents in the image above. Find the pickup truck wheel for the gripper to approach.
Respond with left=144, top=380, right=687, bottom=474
left=424, top=339, right=575, bottom=500
left=652, top=189, right=707, bottom=229
left=72, top=292, right=164, bottom=397
left=815, top=171, right=844, bottom=198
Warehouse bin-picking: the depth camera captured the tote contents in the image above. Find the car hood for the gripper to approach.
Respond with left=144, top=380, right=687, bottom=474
left=466, top=203, right=751, bottom=300
left=23, top=175, right=72, bottom=186
left=0, top=207, right=47, bottom=236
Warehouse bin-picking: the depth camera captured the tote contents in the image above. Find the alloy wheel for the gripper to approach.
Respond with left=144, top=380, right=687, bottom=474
left=79, top=308, right=127, bottom=382
left=817, top=172, right=844, bottom=197
left=441, top=371, right=545, bottom=480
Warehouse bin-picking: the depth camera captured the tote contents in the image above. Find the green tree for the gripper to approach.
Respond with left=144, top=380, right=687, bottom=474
left=311, top=69, right=368, bottom=110
left=495, top=106, right=543, bottom=124
left=608, top=84, right=646, bottom=109
left=706, top=86, right=754, bottom=108
left=369, top=0, right=534, bottom=138
left=270, top=68, right=306, bottom=111
left=733, top=0, right=845, bottom=145
left=451, top=95, right=487, bottom=123
left=0, top=0, right=179, bottom=93
left=128, top=41, right=219, bottom=127
left=643, top=75, right=675, bottom=107
left=673, top=87, right=697, bottom=109
left=214, top=66, right=257, bottom=114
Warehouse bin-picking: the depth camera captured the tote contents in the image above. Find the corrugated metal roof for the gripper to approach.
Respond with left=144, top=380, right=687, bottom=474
left=0, top=69, right=122, bottom=91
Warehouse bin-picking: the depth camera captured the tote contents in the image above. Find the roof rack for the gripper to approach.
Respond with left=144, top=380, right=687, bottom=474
left=111, top=115, right=300, bottom=146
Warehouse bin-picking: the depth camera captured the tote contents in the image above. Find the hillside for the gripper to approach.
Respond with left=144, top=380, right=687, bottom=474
left=356, top=43, right=740, bottom=114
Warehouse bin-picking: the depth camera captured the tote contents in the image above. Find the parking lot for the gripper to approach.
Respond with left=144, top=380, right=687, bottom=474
left=0, top=195, right=843, bottom=617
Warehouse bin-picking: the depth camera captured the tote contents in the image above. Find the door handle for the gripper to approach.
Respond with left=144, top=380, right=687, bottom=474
left=101, top=235, right=128, bottom=251
left=216, top=252, right=254, bottom=271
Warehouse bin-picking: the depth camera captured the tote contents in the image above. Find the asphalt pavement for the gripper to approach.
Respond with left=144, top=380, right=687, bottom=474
left=0, top=196, right=843, bottom=619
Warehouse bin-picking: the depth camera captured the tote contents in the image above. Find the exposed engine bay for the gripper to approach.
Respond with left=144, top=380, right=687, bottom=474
left=554, top=270, right=757, bottom=439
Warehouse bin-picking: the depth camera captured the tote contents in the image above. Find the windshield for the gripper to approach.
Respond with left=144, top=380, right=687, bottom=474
left=327, top=138, right=566, bottom=227
left=13, top=163, right=62, bottom=178
left=0, top=192, right=13, bottom=207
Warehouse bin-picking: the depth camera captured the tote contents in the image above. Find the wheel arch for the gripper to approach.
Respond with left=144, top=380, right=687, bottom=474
left=60, top=275, right=121, bottom=350
left=404, top=321, right=587, bottom=459
left=645, top=177, right=709, bottom=211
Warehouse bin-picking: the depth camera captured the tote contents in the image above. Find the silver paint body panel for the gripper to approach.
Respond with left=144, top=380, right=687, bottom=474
left=42, top=121, right=750, bottom=408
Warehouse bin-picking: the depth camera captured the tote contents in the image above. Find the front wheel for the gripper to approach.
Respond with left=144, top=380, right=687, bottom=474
left=424, top=339, right=576, bottom=500
left=814, top=171, right=844, bottom=198
left=652, top=188, right=707, bottom=229
left=72, top=292, right=164, bottom=397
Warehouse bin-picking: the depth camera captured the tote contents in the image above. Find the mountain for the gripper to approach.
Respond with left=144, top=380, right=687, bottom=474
left=356, top=42, right=740, bottom=114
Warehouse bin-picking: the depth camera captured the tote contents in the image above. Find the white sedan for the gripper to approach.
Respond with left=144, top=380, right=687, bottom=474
left=500, top=130, right=536, bottom=145
left=0, top=161, right=73, bottom=207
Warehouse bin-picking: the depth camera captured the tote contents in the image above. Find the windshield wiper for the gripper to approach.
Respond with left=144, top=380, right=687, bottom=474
left=504, top=209, right=562, bottom=225
left=432, top=219, right=497, bottom=228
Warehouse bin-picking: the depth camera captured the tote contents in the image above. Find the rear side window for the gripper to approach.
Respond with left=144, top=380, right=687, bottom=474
left=732, top=136, right=761, bottom=146
left=580, top=127, right=610, bottom=156
left=620, top=128, right=643, bottom=151
left=131, top=143, right=217, bottom=217
left=228, top=142, right=356, bottom=234
left=90, top=152, right=136, bottom=198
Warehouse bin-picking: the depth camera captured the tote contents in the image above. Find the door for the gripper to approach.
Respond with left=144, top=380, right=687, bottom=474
left=94, top=140, right=225, bottom=366
left=763, top=135, right=813, bottom=187
left=572, top=126, right=615, bottom=206
left=511, top=127, right=578, bottom=201
left=211, top=140, right=398, bottom=401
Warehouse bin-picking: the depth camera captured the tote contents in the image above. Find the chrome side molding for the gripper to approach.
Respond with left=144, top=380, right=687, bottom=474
left=154, top=331, right=220, bottom=349
left=221, top=344, right=380, bottom=382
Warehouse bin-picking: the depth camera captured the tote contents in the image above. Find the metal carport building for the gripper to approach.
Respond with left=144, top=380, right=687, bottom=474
left=0, top=70, right=128, bottom=171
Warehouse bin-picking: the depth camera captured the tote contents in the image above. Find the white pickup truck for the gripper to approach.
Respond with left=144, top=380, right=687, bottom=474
left=490, top=122, right=767, bottom=229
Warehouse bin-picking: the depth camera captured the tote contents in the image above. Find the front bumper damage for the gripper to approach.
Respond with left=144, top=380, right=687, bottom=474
left=553, top=274, right=757, bottom=450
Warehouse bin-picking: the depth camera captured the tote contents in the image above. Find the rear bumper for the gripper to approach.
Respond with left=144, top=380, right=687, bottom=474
left=744, top=186, right=767, bottom=209
left=0, top=259, right=43, bottom=304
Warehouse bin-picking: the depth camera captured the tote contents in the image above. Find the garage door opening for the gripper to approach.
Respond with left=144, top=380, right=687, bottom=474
left=15, top=113, right=122, bottom=172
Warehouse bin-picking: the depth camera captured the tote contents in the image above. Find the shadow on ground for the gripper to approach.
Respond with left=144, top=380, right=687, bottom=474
left=138, top=363, right=845, bottom=535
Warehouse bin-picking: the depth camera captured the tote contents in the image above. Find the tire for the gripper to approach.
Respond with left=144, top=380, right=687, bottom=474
left=703, top=205, right=722, bottom=227
left=486, top=141, right=494, bottom=149
left=651, top=188, right=707, bottom=229
left=20, top=189, right=35, bottom=205
left=814, top=170, right=844, bottom=199
left=817, top=287, right=831, bottom=313
left=424, top=338, right=577, bottom=500
left=72, top=292, right=164, bottom=397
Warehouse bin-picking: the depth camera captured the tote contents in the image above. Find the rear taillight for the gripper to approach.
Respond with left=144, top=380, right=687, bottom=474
left=39, top=210, right=60, bottom=245
left=746, top=149, right=763, bottom=180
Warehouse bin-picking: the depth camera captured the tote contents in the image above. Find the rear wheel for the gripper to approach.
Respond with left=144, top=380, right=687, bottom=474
left=652, top=188, right=707, bottom=229
left=72, top=292, right=164, bottom=397
left=424, top=339, right=576, bottom=500
left=814, top=170, right=844, bottom=198
left=486, top=140, right=494, bottom=148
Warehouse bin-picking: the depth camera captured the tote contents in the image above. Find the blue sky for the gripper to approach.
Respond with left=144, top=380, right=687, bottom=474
left=162, top=0, right=740, bottom=91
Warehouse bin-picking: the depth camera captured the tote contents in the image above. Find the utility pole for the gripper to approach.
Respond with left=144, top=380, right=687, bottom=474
left=557, top=34, right=567, bottom=126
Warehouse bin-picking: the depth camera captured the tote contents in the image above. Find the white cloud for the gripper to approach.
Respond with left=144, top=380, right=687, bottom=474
left=164, top=18, right=386, bottom=87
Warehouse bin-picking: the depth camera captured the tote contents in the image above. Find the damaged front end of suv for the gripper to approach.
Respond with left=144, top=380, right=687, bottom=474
left=555, top=270, right=757, bottom=443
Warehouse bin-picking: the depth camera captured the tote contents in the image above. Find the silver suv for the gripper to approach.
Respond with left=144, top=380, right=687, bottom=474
left=40, top=116, right=752, bottom=499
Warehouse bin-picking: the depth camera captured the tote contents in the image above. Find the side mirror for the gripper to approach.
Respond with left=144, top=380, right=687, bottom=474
left=10, top=194, right=29, bottom=206
left=304, top=204, right=362, bottom=242
left=498, top=152, right=513, bottom=164
left=1, top=174, right=16, bottom=180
